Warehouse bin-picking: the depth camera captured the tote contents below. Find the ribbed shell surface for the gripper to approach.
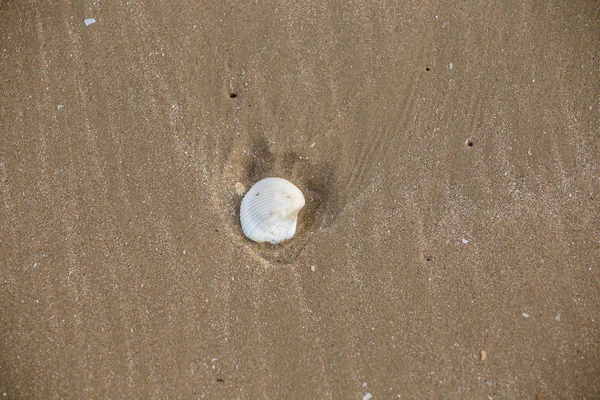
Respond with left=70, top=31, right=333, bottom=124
left=240, top=178, right=305, bottom=244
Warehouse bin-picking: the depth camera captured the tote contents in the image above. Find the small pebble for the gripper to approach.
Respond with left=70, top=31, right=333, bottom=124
left=363, top=393, right=372, bottom=400
left=522, top=312, right=530, bottom=318
left=310, top=265, right=315, bottom=272
left=234, top=182, right=246, bottom=196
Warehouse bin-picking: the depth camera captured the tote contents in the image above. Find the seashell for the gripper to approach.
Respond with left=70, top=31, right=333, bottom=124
left=240, top=177, right=305, bottom=244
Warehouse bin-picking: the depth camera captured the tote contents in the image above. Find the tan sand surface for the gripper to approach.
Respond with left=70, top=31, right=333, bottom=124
left=1, top=1, right=599, bottom=398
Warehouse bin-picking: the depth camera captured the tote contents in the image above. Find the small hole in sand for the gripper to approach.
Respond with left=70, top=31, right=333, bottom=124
left=230, top=93, right=237, bottom=98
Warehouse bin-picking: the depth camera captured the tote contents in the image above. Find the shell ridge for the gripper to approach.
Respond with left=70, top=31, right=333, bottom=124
left=243, top=195, right=300, bottom=221
left=271, top=219, right=292, bottom=243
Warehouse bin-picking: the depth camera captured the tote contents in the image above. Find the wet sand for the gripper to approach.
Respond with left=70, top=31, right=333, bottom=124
left=1, top=1, right=599, bottom=398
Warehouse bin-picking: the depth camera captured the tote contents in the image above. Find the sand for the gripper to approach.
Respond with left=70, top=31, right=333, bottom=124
left=1, top=1, right=599, bottom=398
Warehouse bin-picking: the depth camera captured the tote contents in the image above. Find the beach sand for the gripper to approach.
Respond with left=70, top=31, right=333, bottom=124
left=1, top=1, right=599, bottom=398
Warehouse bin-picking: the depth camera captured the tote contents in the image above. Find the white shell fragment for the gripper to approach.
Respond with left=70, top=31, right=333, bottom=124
left=84, top=18, right=96, bottom=26
left=240, top=177, right=305, bottom=244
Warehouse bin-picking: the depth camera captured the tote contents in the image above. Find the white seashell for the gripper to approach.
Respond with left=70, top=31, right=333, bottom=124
left=240, top=177, right=305, bottom=244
